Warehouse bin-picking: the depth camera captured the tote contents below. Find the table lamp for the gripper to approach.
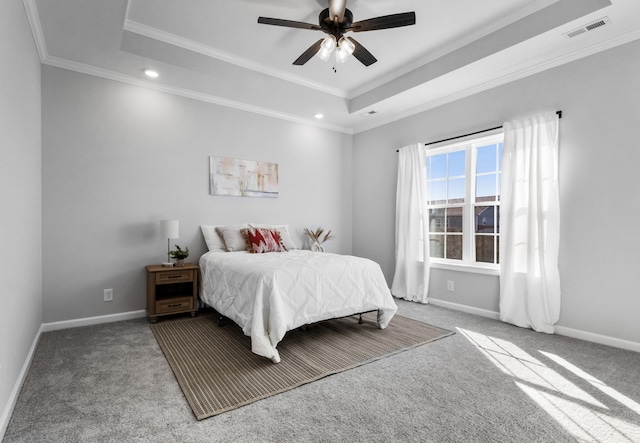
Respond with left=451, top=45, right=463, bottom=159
left=159, top=219, right=179, bottom=267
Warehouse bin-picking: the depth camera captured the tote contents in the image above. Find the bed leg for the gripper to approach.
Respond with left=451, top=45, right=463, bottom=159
left=218, top=316, right=224, bottom=327
left=358, top=313, right=363, bottom=324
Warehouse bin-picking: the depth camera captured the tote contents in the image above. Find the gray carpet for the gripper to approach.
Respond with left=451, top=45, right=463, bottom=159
left=4, top=300, right=640, bottom=442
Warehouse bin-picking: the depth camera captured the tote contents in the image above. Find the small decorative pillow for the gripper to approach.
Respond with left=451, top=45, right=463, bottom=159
left=200, top=225, right=227, bottom=252
left=215, top=225, right=248, bottom=252
left=242, top=226, right=285, bottom=253
left=250, top=223, right=299, bottom=250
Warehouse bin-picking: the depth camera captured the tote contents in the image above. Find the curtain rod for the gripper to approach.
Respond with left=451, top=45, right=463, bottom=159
left=396, top=110, right=562, bottom=152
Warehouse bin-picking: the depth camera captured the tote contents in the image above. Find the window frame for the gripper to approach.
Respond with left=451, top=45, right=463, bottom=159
left=425, top=132, right=504, bottom=274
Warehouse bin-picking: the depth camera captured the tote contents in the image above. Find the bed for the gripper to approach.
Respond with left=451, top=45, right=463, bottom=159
left=199, top=224, right=398, bottom=363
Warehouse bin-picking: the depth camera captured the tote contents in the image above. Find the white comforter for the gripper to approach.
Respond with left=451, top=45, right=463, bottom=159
left=199, top=250, right=398, bottom=363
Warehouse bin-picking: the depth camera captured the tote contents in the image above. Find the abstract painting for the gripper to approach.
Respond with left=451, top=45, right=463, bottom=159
left=209, top=156, right=279, bottom=198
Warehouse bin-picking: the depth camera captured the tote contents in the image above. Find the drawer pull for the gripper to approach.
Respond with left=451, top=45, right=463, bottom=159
left=167, top=275, right=181, bottom=279
left=167, top=303, right=182, bottom=308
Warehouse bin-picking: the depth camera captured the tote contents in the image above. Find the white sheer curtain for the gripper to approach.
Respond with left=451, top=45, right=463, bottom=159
left=500, top=112, right=561, bottom=333
left=391, top=144, right=430, bottom=303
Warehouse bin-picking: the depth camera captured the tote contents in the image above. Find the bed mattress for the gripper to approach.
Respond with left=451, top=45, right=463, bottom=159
left=199, top=250, right=398, bottom=362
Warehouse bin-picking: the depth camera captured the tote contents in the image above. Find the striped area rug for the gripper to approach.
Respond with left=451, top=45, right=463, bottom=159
left=151, top=312, right=453, bottom=420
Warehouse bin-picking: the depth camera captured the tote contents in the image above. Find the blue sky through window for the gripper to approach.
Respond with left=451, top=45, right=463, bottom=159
left=475, top=143, right=503, bottom=201
left=429, top=181, right=446, bottom=202
left=427, top=154, right=447, bottom=179
left=448, top=150, right=465, bottom=176
left=448, top=178, right=465, bottom=201
left=476, top=175, right=496, bottom=199
left=427, top=150, right=466, bottom=203
left=477, top=144, right=497, bottom=173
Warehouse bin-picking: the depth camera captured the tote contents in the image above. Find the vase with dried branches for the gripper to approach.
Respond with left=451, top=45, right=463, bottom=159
left=304, top=227, right=334, bottom=252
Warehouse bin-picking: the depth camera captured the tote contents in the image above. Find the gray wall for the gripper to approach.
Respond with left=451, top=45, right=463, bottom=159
left=41, top=66, right=353, bottom=323
left=353, top=39, right=640, bottom=344
left=0, top=0, right=42, bottom=433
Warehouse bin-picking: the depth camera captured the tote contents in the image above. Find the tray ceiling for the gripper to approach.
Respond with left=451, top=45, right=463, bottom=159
left=25, top=0, right=640, bottom=133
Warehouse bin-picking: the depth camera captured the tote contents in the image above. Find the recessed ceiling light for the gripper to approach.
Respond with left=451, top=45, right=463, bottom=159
left=314, top=113, right=324, bottom=119
left=143, top=68, right=159, bottom=78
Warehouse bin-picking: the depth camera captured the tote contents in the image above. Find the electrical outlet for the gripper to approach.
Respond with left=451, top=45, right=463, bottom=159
left=104, top=288, right=113, bottom=302
left=447, top=280, right=454, bottom=292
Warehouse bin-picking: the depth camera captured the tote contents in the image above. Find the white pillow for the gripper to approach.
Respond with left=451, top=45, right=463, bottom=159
left=215, top=225, right=249, bottom=252
left=200, top=226, right=227, bottom=252
left=250, top=224, right=299, bottom=250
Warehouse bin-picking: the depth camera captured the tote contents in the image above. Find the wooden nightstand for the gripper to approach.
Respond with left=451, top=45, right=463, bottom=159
left=146, top=264, right=199, bottom=323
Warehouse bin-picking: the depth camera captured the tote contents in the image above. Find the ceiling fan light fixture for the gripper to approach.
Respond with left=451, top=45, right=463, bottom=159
left=321, top=35, right=337, bottom=51
left=318, top=47, right=333, bottom=61
left=258, top=1, right=415, bottom=67
left=338, top=37, right=355, bottom=55
left=317, top=35, right=337, bottom=61
left=335, top=45, right=350, bottom=63
left=334, top=37, right=355, bottom=63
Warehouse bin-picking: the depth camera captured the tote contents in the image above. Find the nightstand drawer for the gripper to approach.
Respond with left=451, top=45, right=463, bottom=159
left=156, top=270, right=193, bottom=284
left=156, top=297, right=193, bottom=314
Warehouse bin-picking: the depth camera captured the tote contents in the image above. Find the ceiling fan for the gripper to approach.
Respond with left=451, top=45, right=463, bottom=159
left=257, top=0, right=416, bottom=67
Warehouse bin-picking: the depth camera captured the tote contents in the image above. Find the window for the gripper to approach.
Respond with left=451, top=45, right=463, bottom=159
left=426, top=133, right=503, bottom=269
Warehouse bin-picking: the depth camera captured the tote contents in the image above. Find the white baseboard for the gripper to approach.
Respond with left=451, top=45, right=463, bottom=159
left=428, top=298, right=501, bottom=320
left=554, top=325, right=640, bottom=353
left=428, top=298, right=640, bottom=353
left=1, top=309, right=148, bottom=440
left=41, top=310, right=147, bottom=332
left=0, top=324, right=43, bottom=441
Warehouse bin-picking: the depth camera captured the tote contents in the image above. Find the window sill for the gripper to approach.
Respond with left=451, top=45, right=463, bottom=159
left=429, top=261, right=499, bottom=276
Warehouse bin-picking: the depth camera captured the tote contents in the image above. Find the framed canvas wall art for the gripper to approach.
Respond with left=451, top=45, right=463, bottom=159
left=209, top=156, right=279, bottom=198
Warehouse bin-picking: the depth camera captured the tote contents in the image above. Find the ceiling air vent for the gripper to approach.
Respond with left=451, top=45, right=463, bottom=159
left=563, top=17, right=610, bottom=39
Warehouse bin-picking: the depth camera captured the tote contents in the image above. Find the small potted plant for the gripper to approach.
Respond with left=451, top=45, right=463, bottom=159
left=170, top=245, right=189, bottom=267
left=304, top=227, right=334, bottom=252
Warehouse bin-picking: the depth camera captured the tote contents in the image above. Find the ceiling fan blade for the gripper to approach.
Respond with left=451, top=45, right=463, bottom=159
left=347, top=37, right=377, bottom=66
left=328, top=0, right=347, bottom=23
left=293, top=39, right=325, bottom=65
left=258, top=17, right=322, bottom=31
left=349, top=12, right=416, bottom=32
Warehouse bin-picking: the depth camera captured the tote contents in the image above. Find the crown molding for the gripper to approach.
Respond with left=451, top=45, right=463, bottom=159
left=123, top=19, right=349, bottom=99
left=22, top=0, right=47, bottom=61
left=352, top=27, right=640, bottom=134
left=34, top=25, right=640, bottom=137
left=41, top=55, right=353, bottom=134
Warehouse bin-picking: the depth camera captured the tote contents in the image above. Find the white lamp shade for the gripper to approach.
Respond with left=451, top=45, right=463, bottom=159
left=159, top=220, right=179, bottom=239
